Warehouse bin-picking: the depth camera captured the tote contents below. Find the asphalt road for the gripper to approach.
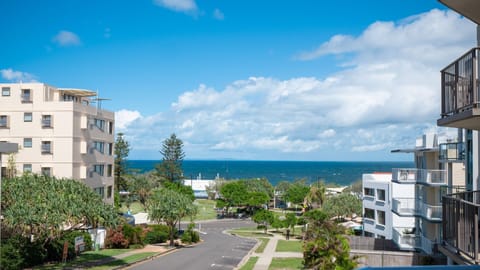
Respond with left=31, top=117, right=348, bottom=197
left=131, top=219, right=257, bottom=270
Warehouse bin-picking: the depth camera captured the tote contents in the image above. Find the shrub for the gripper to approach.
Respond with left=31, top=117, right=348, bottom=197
left=0, top=235, right=46, bottom=269
left=181, top=223, right=200, bottom=244
left=45, top=230, right=93, bottom=262
left=105, top=227, right=129, bottom=248
left=122, top=224, right=145, bottom=246
left=144, top=224, right=170, bottom=244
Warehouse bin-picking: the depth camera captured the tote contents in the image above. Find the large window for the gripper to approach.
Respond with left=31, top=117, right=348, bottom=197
left=42, top=115, right=52, bottom=128
left=93, top=141, right=105, bottom=154
left=377, top=210, right=386, bottom=226
left=94, top=187, right=105, bottom=198
left=364, top=208, right=375, bottom=220
left=93, top=164, right=104, bottom=176
left=2, top=87, right=10, bottom=96
left=0, top=115, right=8, bottom=128
left=21, top=89, right=31, bottom=102
left=94, top=119, right=105, bottom=131
left=107, top=143, right=113, bottom=155
left=41, top=141, right=52, bottom=154
left=23, top=164, right=32, bottom=173
left=107, top=164, right=113, bottom=177
left=23, top=138, right=32, bottom=148
left=377, top=189, right=386, bottom=201
left=364, top=188, right=375, bottom=197
left=107, top=185, right=113, bottom=199
left=24, top=112, right=32, bottom=122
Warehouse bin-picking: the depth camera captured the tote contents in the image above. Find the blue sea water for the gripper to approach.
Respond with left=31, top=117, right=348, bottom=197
left=126, top=160, right=413, bottom=186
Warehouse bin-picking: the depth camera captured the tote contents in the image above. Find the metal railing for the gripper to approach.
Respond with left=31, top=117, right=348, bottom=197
left=392, top=197, right=415, bottom=216
left=439, top=142, right=465, bottom=161
left=441, top=47, right=480, bottom=117
left=442, top=190, right=480, bottom=264
left=392, top=168, right=446, bottom=185
left=392, top=227, right=417, bottom=250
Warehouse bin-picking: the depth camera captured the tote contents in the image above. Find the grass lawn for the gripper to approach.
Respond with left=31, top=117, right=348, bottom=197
left=255, top=238, right=270, bottom=253
left=90, top=252, right=157, bottom=270
left=238, top=256, right=259, bottom=270
left=230, top=231, right=273, bottom=238
left=192, top=199, right=217, bottom=221
left=35, top=249, right=133, bottom=269
left=120, top=201, right=145, bottom=214
left=275, top=240, right=302, bottom=252
left=268, top=258, right=303, bottom=270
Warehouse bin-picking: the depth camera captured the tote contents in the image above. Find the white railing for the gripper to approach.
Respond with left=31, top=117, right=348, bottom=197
left=392, top=168, right=446, bottom=185
left=392, top=198, right=415, bottom=216
left=418, top=201, right=442, bottom=221
left=392, top=168, right=418, bottom=183
left=392, top=227, right=417, bottom=250
left=416, top=235, right=435, bottom=255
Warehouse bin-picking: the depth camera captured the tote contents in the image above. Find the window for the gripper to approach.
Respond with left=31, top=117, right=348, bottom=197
left=23, top=138, right=32, bottom=148
left=23, top=164, right=32, bottom=173
left=377, top=189, right=386, bottom=201
left=377, top=210, right=386, bottom=226
left=42, top=115, right=52, bottom=128
left=24, top=112, right=32, bottom=122
left=108, top=121, right=113, bottom=134
left=94, top=187, right=105, bottom=198
left=94, top=119, right=105, bottom=131
left=2, top=87, right=10, bottom=96
left=107, top=143, right=113, bottom=156
left=364, top=188, right=375, bottom=197
left=107, top=164, right=113, bottom=177
left=41, top=141, right=52, bottom=154
left=93, top=164, right=104, bottom=176
left=41, top=167, right=52, bottom=177
left=364, top=208, right=375, bottom=220
left=21, top=89, right=32, bottom=102
left=93, top=141, right=105, bottom=153
left=0, top=115, right=8, bottom=128
left=107, top=185, right=113, bottom=198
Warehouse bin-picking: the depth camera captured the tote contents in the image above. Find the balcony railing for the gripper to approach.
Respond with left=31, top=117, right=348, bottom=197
left=392, top=227, right=417, bottom=250
left=392, top=197, right=442, bottom=221
left=442, top=190, right=480, bottom=264
left=392, top=198, right=415, bottom=216
left=418, top=200, right=442, bottom=221
left=392, top=168, right=446, bottom=185
left=416, top=234, right=435, bottom=254
left=440, top=47, right=480, bottom=117
left=439, top=142, right=465, bottom=161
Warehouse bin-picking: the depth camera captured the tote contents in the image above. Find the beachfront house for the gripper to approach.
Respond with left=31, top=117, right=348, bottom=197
left=436, top=0, right=480, bottom=265
left=0, top=83, right=115, bottom=204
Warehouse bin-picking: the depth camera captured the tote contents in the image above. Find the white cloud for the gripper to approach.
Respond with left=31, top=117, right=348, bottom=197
left=52, top=30, right=81, bottom=46
left=115, top=109, right=142, bottom=130
left=122, top=9, right=475, bottom=160
left=154, top=0, right=197, bottom=13
left=0, top=68, right=36, bottom=82
left=213, top=8, right=224, bottom=20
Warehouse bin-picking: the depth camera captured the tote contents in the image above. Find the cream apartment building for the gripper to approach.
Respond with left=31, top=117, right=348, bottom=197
left=0, top=83, right=115, bottom=204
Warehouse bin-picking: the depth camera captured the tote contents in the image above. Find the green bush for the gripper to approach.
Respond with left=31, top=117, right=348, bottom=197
left=45, top=230, right=93, bottom=262
left=144, top=224, right=171, bottom=244
left=0, top=235, right=46, bottom=269
left=122, top=224, right=145, bottom=246
left=181, top=223, right=200, bottom=244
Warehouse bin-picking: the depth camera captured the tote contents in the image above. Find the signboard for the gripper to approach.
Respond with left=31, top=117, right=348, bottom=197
left=75, top=236, right=85, bottom=253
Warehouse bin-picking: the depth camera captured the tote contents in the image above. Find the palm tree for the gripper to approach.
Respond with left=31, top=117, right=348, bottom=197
left=303, top=182, right=326, bottom=210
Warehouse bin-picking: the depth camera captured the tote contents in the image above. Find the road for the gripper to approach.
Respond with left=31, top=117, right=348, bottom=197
left=131, top=219, right=257, bottom=270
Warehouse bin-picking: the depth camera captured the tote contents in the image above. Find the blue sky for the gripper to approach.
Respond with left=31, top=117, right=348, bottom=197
left=1, top=0, right=477, bottom=161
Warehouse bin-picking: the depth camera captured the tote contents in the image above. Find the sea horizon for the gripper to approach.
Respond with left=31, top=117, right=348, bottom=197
left=127, top=159, right=413, bottom=187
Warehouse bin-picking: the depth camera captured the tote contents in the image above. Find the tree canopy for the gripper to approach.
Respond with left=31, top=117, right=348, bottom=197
left=322, top=193, right=362, bottom=220
left=284, top=179, right=310, bottom=206
left=155, top=133, right=185, bottom=183
left=115, top=132, right=130, bottom=192
left=1, top=174, right=118, bottom=242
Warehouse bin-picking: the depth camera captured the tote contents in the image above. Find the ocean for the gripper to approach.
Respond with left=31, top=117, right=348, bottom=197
left=126, top=160, right=413, bottom=187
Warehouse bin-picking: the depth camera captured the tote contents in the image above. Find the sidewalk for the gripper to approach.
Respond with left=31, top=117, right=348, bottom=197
left=250, top=233, right=303, bottom=270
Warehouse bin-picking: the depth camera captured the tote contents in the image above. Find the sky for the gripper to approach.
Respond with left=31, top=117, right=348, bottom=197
left=0, top=0, right=477, bottom=161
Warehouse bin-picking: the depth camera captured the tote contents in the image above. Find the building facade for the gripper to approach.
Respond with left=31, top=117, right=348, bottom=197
left=0, top=83, right=115, bottom=204
left=436, top=0, right=480, bottom=265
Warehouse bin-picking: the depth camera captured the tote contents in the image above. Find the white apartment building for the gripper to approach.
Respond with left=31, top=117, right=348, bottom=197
left=436, top=0, right=480, bottom=265
left=390, top=133, right=465, bottom=255
left=0, top=83, right=115, bottom=204
left=362, top=172, right=415, bottom=241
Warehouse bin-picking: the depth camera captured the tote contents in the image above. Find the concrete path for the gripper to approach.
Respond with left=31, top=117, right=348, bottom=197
left=250, top=233, right=303, bottom=270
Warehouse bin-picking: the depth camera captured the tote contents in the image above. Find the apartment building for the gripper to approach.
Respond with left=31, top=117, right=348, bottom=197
left=436, top=0, right=480, bottom=265
left=390, top=133, right=465, bottom=256
left=362, top=172, right=415, bottom=241
left=0, top=83, right=115, bottom=204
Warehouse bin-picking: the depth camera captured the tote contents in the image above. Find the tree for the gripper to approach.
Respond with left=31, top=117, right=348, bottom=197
left=252, top=209, right=274, bottom=234
left=322, top=193, right=362, bottom=221
left=6, top=153, right=17, bottom=178
left=115, top=133, right=130, bottom=192
left=155, top=133, right=185, bottom=184
left=147, top=188, right=197, bottom=246
left=242, top=178, right=274, bottom=199
left=1, top=174, right=118, bottom=245
left=284, top=212, right=298, bottom=235
left=303, top=209, right=357, bottom=270
left=284, top=179, right=310, bottom=208
left=217, top=181, right=248, bottom=213
left=246, top=192, right=270, bottom=209
left=127, top=174, right=156, bottom=211
left=304, top=182, right=326, bottom=210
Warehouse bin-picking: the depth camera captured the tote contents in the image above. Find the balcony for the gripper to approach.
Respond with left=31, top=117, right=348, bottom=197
left=440, top=190, right=480, bottom=265
left=439, top=142, right=465, bottom=161
left=416, top=234, right=436, bottom=255
left=392, top=227, right=417, bottom=250
left=392, top=197, right=442, bottom=221
left=418, top=200, right=442, bottom=221
left=438, top=47, right=480, bottom=130
left=392, top=168, right=447, bottom=186
left=392, top=197, right=415, bottom=216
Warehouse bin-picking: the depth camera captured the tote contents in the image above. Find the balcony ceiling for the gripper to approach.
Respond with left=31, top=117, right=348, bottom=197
left=439, top=0, right=480, bottom=24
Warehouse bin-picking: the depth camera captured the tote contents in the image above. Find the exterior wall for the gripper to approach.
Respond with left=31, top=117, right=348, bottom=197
left=363, top=173, right=393, bottom=239
left=0, top=83, right=114, bottom=204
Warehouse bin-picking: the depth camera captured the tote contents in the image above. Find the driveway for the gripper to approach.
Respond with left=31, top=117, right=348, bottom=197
left=130, top=219, right=257, bottom=270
